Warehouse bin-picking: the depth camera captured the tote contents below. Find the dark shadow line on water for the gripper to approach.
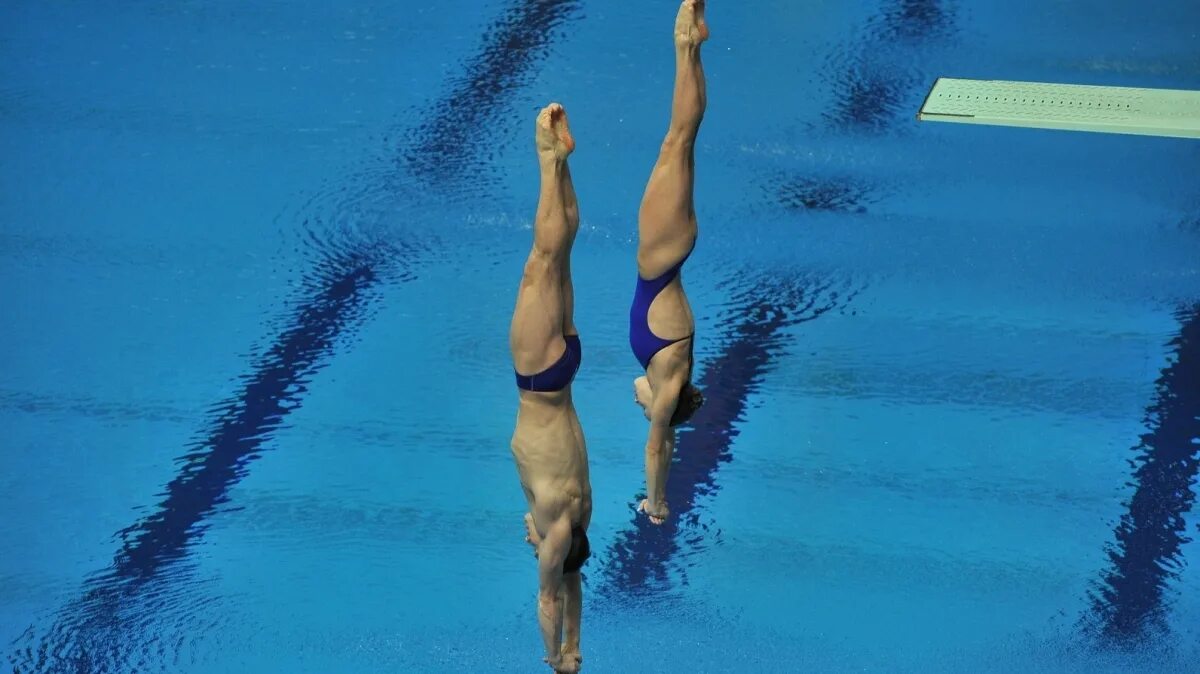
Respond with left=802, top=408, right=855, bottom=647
left=598, top=274, right=861, bottom=598
left=10, top=253, right=386, bottom=672
left=108, top=256, right=384, bottom=585
left=402, top=0, right=583, bottom=185
left=9, top=1, right=584, bottom=671
left=822, top=0, right=958, bottom=133
left=84, top=0, right=579, bottom=596
left=1084, top=304, right=1200, bottom=647
left=771, top=172, right=885, bottom=214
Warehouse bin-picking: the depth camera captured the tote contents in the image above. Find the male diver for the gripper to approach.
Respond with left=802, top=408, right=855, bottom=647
left=509, top=102, right=591, bottom=673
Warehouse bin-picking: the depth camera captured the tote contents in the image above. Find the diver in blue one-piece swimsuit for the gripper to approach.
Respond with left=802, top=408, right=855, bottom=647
left=629, top=0, right=709, bottom=526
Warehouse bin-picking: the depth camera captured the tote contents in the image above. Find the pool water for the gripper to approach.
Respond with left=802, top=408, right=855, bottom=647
left=2, top=1, right=1198, bottom=672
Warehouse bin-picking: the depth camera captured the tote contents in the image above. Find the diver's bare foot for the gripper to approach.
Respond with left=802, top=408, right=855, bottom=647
left=675, top=0, right=709, bottom=47
left=639, top=499, right=669, bottom=526
left=536, top=102, right=575, bottom=161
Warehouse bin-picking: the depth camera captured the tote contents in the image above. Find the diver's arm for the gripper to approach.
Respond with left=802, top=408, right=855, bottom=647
left=644, top=371, right=684, bottom=519
left=536, top=515, right=571, bottom=669
left=559, top=570, right=583, bottom=669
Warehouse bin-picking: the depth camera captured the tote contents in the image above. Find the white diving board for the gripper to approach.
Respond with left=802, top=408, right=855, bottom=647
left=917, top=77, right=1200, bottom=139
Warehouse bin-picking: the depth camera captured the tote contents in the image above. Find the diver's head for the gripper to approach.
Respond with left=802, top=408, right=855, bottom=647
left=669, top=382, right=705, bottom=427
left=562, top=526, right=590, bottom=573
left=632, top=375, right=704, bottom=426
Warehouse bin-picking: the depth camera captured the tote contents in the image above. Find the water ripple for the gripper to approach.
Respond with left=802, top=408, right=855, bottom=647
left=9, top=1, right=585, bottom=670
left=11, top=563, right=226, bottom=674
left=771, top=172, right=887, bottom=214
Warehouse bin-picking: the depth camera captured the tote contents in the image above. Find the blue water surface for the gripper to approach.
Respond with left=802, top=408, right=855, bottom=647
left=2, top=1, right=1199, bottom=672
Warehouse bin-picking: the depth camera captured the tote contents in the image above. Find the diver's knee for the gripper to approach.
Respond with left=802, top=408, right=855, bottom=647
left=521, top=252, right=557, bottom=283
left=660, top=131, right=696, bottom=155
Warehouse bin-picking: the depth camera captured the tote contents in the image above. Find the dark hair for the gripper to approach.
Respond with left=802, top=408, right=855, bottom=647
left=669, top=383, right=705, bottom=427
left=563, top=526, right=591, bottom=573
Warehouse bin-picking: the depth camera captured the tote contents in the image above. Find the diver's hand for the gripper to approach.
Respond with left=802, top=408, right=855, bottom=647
left=558, top=647, right=583, bottom=673
left=545, top=653, right=580, bottom=674
left=524, top=513, right=542, bottom=556
left=639, top=499, right=670, bottom=525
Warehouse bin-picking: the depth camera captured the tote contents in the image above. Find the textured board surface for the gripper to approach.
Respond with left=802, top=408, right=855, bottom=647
left=918, top=77, right=1200, bottom=138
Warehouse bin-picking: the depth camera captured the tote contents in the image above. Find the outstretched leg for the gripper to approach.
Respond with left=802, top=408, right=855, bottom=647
left=510, top=103, right=579, bottom=375
left=559, top=158, right=580, bottom=338
left=636, top=0, right=708, bottom=277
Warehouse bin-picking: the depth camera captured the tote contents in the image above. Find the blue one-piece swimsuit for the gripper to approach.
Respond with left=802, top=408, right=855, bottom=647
left=630, top=246, right=694, bottom=369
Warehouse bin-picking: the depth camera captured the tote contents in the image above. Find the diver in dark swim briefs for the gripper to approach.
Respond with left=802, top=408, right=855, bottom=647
left=630, top=0, right=709, bottom=525
left=509, top=102, right=590, bottom=674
